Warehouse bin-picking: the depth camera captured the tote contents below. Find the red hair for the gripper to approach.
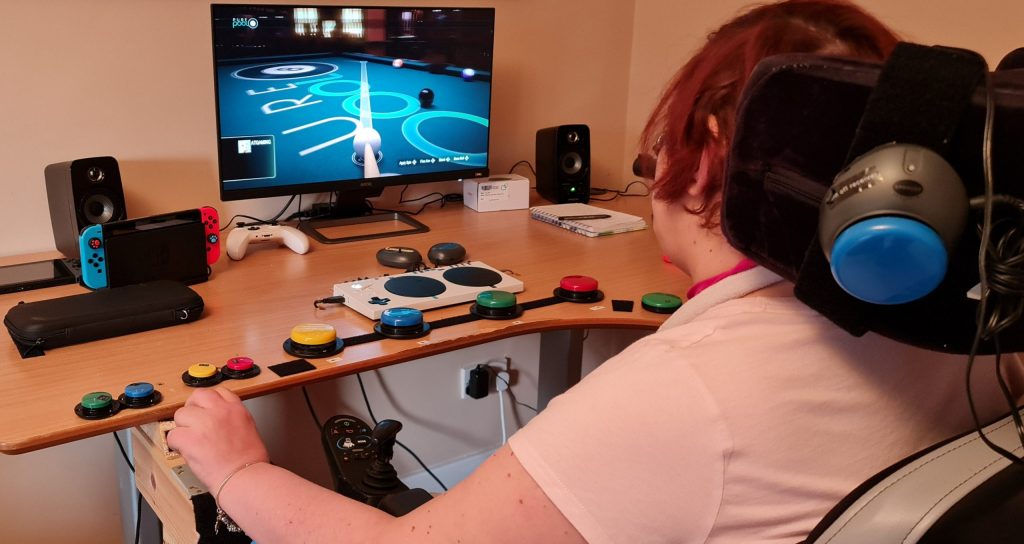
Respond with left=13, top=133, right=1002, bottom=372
left=641, top=0, right=899, bottom=228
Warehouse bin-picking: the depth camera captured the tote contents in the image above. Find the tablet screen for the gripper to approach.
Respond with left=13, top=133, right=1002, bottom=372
left=0, top=260, right=76, bottom=294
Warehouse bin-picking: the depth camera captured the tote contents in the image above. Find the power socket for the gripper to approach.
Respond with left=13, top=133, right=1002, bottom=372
left=459, top=358, right=510, bottom=399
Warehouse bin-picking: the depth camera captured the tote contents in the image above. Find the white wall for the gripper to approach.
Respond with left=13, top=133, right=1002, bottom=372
left=620, top=0, right=1024, bottom=178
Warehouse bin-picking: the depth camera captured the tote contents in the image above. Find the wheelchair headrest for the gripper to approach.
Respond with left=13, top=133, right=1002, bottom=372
left=722, top=43, right=1024, bottom=353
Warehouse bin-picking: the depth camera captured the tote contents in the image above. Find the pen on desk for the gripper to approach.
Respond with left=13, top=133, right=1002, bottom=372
left=558, top=214, right=612, bottom=221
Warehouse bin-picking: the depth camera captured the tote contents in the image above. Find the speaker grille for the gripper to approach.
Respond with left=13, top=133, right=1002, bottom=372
left=82, top=193, right=119, bottom=224
left=561, top=152, right=583, bottom=175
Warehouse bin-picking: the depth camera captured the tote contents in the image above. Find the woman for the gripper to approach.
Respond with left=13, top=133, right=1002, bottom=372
left=168, top=1, right=1022, bottom=542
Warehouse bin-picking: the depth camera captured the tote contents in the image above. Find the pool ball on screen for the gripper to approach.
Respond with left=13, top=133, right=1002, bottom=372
left=353, top=127, right=382, bottom=161
left=419, top=88, right=435, bottom=108
left=461, top=68, right=476, bottom=81
left=392, top=58, right=404, bottom=68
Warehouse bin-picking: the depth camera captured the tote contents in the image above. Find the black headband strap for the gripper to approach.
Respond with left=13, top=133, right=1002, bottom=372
left=795, top=42, right=986, bottom=337
left=845, top=42, right=986, bottom=162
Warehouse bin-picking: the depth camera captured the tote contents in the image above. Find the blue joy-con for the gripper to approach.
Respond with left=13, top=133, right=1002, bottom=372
left=79, top=224, right=108, bottom=289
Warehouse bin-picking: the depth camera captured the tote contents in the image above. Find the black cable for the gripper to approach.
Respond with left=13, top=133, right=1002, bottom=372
left=285, top=193, right=307, bottom=222
left=588, top=180, right=651, bottom=201
left=135, top=491, right=143, bottom=544
left=970, top=194, right=1024, bottom=212
left=994, top=338, right=1024, bottom=446
left=372, top=192, right=456, bottom=216
left=508, top=160, right=537, bottom=177
left=301, top=386, right=322, bottom=429
left=965, top=340, right=1021, bottom=464
left=965, top=70, right=1024, bottom=464
left=975, top=76, right=1024, bottom=446
left=400, top=190, right=446, bottom=204
left=982, top=218, right=1024, bottom=335
left=356, top=373, right=448, bottom=491
left=269, top=195, right=298, bottom=223
left=220, top=214, right=271, bottom=231
left=221, top=195, right=302, bottom=231
left=313, top=295, right=346, bottom=310
left=113, top=432, right=135, bottom=474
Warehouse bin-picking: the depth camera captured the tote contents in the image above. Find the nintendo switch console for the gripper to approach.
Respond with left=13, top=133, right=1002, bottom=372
left=79, top=207, right=220, bottom=289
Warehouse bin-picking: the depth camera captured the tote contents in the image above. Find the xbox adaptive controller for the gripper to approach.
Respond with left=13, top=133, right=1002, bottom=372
left=79, top=224, right=108, bottom=289
left=200, top=206, right=220, bottom=264
left=226, top=223, right=310, bottom=260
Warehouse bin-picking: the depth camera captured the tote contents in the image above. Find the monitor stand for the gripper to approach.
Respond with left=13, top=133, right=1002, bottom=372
left=298, top=199, right=429, bottom=245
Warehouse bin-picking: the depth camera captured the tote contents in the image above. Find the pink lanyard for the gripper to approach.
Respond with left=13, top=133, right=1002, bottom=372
left=685, top=258, right=758, bottom=299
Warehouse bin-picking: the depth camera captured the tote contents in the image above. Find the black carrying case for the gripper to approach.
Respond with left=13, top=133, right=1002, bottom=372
left=722, top=44, right=1024, bottom=354
left=4, top=280, right=204, bottom=358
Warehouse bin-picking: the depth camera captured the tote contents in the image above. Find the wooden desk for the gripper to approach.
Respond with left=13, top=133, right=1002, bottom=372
left=0, top=196, right=687, bottom=455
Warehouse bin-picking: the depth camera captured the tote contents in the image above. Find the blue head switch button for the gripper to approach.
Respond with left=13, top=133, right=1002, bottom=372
left=119, top=381, right=162, bottom=408
left=124, top=382, right=155, bottom=399
left=375, top=307, right=430, bottom=339
left=380, top=307, right=424, bottom=328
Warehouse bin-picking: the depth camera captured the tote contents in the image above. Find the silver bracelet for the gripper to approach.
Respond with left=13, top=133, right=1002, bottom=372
left=213, top=461, right=263, bottom=534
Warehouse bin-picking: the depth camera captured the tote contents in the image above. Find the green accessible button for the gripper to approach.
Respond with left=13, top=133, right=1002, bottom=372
left=641, top=292, right=683, bottom=314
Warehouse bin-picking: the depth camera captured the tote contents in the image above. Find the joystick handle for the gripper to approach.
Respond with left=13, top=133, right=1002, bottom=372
left=372, top=419, right=403, bottom=463
left=362, top=419, right=404, bottom=492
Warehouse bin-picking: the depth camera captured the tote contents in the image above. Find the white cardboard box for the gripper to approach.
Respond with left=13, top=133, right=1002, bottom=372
left=463, top=174, right=530, bottom=212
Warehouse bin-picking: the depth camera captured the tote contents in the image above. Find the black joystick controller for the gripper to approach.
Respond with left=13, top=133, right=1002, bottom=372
left=321, top=415, right=409, bottom=506
left=362, top=420, right=405, bottom=493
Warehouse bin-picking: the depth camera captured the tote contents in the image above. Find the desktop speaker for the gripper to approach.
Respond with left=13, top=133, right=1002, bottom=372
left=536, top=124, right=590, bottom=203
left=45, top=156, right=128, bottom=260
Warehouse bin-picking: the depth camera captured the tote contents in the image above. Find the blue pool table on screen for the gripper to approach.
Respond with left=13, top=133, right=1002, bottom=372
left=216, top=53, right=491, bottom=191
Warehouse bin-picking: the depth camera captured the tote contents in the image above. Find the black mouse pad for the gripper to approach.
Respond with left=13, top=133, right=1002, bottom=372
left=612, top=299, right=635, bottom=312
left=268, top=359, right=315, bottom=377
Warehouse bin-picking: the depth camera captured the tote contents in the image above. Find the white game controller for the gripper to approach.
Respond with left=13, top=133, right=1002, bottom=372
left=226, top=224, right=311, bottom=260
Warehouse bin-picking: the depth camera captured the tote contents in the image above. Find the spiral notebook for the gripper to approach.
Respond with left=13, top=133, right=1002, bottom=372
left=529, top=203, right=647, bottom=237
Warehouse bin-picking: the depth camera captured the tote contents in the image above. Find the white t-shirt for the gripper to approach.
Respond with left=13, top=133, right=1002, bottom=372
left=509, top=267, right=1022, bottom=544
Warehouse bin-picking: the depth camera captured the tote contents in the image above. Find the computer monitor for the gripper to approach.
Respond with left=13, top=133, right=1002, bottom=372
left=210, top=5, right=495, bottom=243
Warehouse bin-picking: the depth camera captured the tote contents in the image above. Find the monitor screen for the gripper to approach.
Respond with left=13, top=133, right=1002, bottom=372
left=210, top=5, right=494, bottom=203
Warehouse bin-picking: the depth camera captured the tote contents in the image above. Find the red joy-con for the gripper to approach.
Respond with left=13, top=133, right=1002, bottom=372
left=201, top=206, right=221, bottom=265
